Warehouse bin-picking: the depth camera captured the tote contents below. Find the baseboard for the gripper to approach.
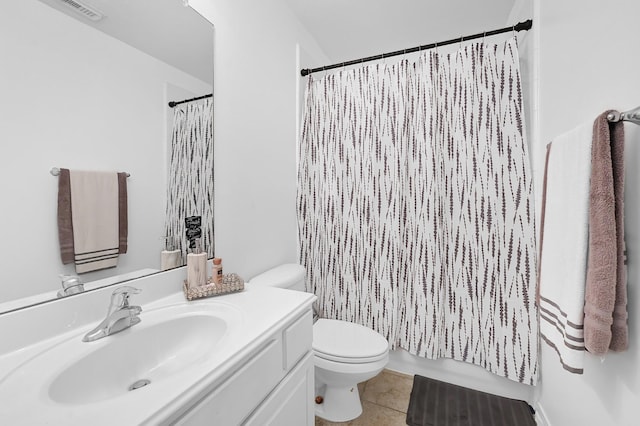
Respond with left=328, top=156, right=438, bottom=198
left=387, top=349, right=535, bottom=404
left=534, top=402, right=550, bottom=426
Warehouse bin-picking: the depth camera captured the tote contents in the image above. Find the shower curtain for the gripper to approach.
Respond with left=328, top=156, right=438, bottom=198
left=165, top=98, right=214, bottom=262
left=297, top=38, right=538, bottom=384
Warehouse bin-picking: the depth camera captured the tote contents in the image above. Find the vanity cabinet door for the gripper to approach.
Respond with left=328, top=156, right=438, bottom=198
left=244, top=352, right=314, bottom=426
left=174, top=337, right=284, bottom=426
left=171, top=308, right=314, bottom=426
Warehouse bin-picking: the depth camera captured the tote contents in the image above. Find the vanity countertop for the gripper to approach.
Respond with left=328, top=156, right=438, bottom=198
left=0, top=269, right=315, bottom=425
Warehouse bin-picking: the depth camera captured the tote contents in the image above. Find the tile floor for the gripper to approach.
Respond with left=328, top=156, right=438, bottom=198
left=315, top=369, right=414, bottom=426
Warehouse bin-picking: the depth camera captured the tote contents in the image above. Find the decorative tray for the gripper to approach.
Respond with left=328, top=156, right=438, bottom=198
left=183, top=273, right=245, bottom=301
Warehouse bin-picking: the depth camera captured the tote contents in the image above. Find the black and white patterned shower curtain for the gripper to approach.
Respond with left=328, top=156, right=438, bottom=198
left=165, top=98, right=214, bottom=261
left=297, top=38, right=538, bottom=384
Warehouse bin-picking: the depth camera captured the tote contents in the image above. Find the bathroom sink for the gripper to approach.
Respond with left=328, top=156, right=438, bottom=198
left=1, top=302, right=242, bottom=406
left=50, top=313, right=227, bottom=404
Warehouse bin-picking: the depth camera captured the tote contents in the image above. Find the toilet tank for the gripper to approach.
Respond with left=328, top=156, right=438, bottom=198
left=249, top=264, right=306, bottom=292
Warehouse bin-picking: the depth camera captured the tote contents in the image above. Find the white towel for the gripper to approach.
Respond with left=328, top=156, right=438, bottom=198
left=538, top=123, right=592, bottom=374
left=69, top=170, right=120, bottom=273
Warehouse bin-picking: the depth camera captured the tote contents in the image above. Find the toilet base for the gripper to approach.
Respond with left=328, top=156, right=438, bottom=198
left=315, top=383, right=363, bottom=422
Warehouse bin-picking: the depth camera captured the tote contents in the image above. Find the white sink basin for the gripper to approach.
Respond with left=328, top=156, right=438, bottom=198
left=1, top=302, right=242, bottom=406
left=50, top=313, right=228, bottom=404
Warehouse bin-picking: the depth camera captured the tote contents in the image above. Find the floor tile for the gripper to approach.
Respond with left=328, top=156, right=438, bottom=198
left=315, top=369, right=413, bottom=425
left=357, top=381, right=367, bottom=399
left=350, top=401, right=407, bottom=426
left=315, top=401, right=406, bottom=426
left=361, top=369, right=413, bottom=413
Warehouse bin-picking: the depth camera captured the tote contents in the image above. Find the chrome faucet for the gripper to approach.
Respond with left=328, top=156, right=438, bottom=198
left=82, top=286, right=142, bottom=342
left=57, top=275, right=84, bottom=298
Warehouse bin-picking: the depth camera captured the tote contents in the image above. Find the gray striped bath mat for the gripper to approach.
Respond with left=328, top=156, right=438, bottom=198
left=406, top=375, right=535, bottom=426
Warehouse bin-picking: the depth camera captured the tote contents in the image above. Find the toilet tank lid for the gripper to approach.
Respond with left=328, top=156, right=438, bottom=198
left=249, top=263, right=305, bottom=288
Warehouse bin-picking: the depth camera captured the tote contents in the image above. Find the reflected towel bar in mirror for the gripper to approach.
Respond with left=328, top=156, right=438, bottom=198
left=50, top=167, right=131, bottom=177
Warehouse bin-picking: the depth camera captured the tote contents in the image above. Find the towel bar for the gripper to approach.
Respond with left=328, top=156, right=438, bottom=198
left=607, top=106, right=640, bottom=125
left=50, top=167, right=130, bottom=177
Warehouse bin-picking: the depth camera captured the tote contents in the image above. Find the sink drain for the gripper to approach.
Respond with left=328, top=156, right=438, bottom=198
left=128, top=379, right=151, bottom=391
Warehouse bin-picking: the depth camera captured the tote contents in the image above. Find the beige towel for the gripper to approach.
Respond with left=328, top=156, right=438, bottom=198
left=69, top=170, right=120, bottom=273
left=584, top=111, right=628, bottom=354
left=58, top=169, right=128, bottom=264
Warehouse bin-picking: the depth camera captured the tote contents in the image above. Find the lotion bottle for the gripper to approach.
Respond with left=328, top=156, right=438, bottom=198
left=187, top=239, right=207, bottom=288
left=212, top=258, right=223, bottom=285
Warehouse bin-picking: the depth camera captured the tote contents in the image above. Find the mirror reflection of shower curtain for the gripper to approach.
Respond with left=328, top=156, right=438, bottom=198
left=164, top=98, right=214, bottom=264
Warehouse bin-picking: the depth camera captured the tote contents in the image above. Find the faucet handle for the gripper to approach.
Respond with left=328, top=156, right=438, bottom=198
left=109, top=286, right=142, bottom=310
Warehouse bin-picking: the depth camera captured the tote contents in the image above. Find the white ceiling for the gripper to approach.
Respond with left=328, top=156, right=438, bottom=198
left=37, top=0, right=214, bottom=83
left=284, top=0, right=517, bottom=64
left=36, top=0, right=517, bottom=82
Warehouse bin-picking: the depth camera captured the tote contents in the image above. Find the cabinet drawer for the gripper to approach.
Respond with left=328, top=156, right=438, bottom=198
left=283, top=310, right=312, bottom=371
left=176, top=337, right=283, bottom=425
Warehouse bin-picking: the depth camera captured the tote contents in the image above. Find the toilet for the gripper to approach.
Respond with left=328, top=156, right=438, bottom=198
left=249, top=264, right=389, bottom=422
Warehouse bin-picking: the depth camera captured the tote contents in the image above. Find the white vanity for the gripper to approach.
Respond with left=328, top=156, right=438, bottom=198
left=0, top=268, right=316, bottom=425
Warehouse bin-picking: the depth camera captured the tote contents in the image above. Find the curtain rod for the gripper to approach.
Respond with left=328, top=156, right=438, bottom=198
left=300, top=19, right=533, bottom=77
left=168, top=93, right=212, bottom=108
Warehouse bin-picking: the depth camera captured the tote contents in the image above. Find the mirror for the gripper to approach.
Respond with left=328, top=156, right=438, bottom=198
left=0, top=0, right=214, bottom=313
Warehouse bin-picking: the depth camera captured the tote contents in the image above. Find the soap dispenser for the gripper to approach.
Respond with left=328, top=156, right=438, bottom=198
left=186, top=238, right=207, bottom=288
left=161, top=236, right=181, bottom=271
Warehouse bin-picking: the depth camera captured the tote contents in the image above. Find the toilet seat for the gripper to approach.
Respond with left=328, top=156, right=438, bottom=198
left=313, top=319, right=389, bottom=364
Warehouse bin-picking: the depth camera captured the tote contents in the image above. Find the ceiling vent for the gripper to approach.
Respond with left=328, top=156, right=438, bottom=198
left=54, top=0, right=104, bottom=21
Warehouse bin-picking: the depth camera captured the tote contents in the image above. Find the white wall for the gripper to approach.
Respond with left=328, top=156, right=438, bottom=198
left=535, top=0, right=640, bottom=424
left=0, top=1, right=211, bottom=305
left=188, top=0, right=328, bottom=280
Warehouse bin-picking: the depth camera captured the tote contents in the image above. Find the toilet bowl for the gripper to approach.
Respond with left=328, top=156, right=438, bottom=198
left=249, top=264, right=389, bottom=422
left=313, top=318, right=389, bottom=421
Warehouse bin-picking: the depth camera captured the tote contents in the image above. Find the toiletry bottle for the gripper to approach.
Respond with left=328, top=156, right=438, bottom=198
left=161, top=236, right=181, bottom=271
left=212, top=258, right=223, bottom=285
left=187, top=239, right=207, bottom=288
